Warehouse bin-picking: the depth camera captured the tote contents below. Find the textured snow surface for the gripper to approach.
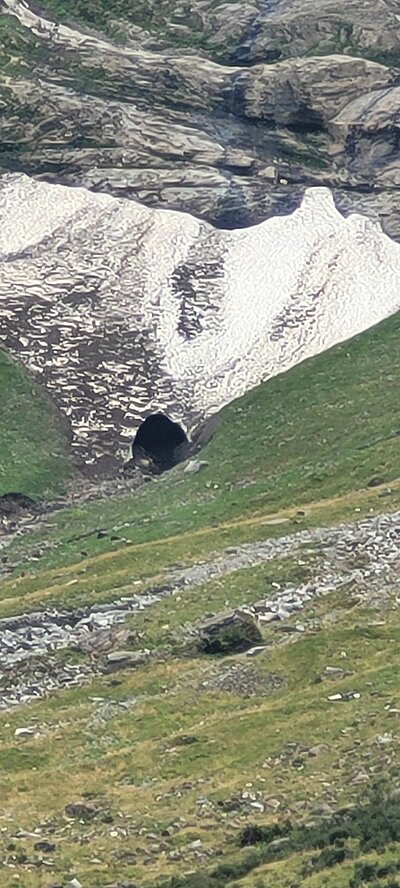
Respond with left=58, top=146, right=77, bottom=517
left=0, top=173, right=399, bottom=464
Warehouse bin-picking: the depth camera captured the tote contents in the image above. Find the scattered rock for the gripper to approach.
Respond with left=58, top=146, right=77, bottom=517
left=311, top=802, right=334, bottom=816
left=324, top=666, right=345, bottom=676
left=265, top=797, right=282, bottom=812
left=308, top=744, right=330, bottom=757
left=34, top=840, right=56, bottom=852
left=367, top=477, right=385, bottom=488
left=103, top=650, right=150, bottom=671
left=0, top=492, right=38, bottom=519
left=246, top=645, right=268, bottom=656
left=261, top=517, right=290, bottom=526
left=14, top=726, right=37, bottom=738
left=256, top=611, right=280, bottom=624
left=198, top=662, right=284, bottom=697
left=376, top=733, right=394, bottom=745
left=64, top=801, right=99, bottom=820
left=269, top=836, right=291, bottom=849
left=351, top=771, right=369, bottom=785
left=0, top=509, right=398, bottom=711
left=169, top=735, right=199, bottom=747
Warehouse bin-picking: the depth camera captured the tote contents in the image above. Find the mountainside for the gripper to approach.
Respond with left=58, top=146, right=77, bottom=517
left=1, top=2, right=400, bottom=887
left=0, top=312, right=399, bottom=886
left=1, top=174, right=399, bottom=472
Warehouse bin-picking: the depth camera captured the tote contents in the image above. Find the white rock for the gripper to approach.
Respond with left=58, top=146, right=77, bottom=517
left=184, top=460, right=209, bottom=475
left=257, top=612, right=279, bottom=623
left=250, top=801, right=265, bottom=811
left=246, top=645, right=268, bottom=656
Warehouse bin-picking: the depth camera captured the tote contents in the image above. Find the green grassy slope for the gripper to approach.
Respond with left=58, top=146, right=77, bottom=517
left=6, top=310, right=398, bottom=581
left=0, top=314, right=399, bottom=888
left=1, top=541, right=400, bottom=888
left=0, top=349, right=72, bottom=498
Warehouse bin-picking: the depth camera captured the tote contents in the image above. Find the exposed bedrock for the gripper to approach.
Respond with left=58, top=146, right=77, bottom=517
left=2, top=0, right=400, bottom=236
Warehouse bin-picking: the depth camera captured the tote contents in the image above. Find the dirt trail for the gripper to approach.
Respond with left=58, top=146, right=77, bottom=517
left=5, top=477, right=399, bottom=589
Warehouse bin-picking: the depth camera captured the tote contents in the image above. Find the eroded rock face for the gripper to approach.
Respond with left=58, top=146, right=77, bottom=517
left=196, top=610, right=263, bottom=655
left=238, top=56, right=394, bottom=126
left=237, top=0, right=400, bottom=65
left=1, top=0, right=400, bottom=236
left=331, top=85, right=400, bottom=192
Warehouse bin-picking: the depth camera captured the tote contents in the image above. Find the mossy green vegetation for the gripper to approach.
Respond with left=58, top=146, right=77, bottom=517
left=1, top=574, right=400, bottom=886
left=0, top=349, right=72, bottom=498
left=31, top=0, right=229, bottom=57
left=0, top=14, right=53, bottom=73
left=0, top=314, right=399, bottom=886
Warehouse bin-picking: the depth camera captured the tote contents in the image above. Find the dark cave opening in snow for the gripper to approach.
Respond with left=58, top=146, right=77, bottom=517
left=132, top=413, right=189, bottom=473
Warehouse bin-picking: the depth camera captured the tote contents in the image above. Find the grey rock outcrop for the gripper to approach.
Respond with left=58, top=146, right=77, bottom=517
left=1, top=1, right=400, bottom=472
left=237, top=55, right=394, bottom=126
left=229, top=0, right=400, bottom=65
left=2, top=0, right=400, bottom=236
left=332, top=84, right=400, bottom=193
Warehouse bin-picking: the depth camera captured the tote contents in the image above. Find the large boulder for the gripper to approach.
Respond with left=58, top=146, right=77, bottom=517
left=196, top=610, right=262, bottom=655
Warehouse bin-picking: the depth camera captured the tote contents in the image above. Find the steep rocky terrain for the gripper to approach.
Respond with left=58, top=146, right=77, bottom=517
left=1, top=2, right=400, bottom=886
left=2, top=0, right=400, bottom=471
left=2, top=0, right=400, bottom=236
left=2, top=3, right=400, bottom=477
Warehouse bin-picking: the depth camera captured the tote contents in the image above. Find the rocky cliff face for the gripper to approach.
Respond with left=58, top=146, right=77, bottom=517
left=1, top=0, right=400, bottom=236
